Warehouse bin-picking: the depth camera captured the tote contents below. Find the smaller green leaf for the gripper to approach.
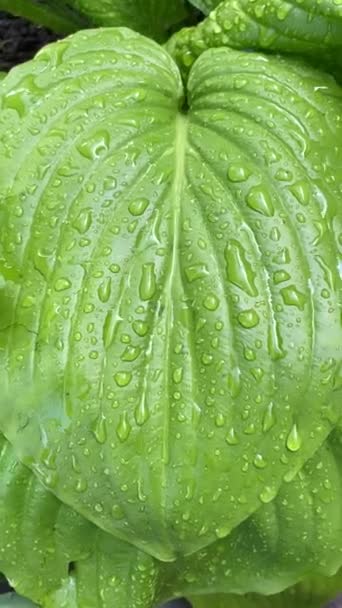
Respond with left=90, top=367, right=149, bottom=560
left=0, top=435, right=159, bottom=608
left=162, top=432, right=342, bottom=599
left=0, top=594, right=36, bottom=608
left=187, top=0, right=221, bottom=14
left=167, top=0, right=342, bottom=80
left=0, top=0, right=88, bottom=34
left=65, top=0, right=191, bottom=41
left=190, top=569, right=342, bottom=608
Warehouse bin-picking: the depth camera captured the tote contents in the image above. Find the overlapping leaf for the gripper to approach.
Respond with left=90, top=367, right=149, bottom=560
left=167, top=0, right=342, bottom=80
left=0, top=434, right=158, bottom=608
left=67, top=0, right=190, bottom=41
left=0, top=0, right=190, bottom=40
left=164, top=431, right=342, bottom=599
left=0, top=29, right=341, bottom=565
left=0, top=0, right=88, bottom=34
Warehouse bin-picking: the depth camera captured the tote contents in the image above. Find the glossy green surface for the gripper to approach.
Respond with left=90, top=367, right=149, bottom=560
left=164, top=431, right=342, bottom=597
left=0, top=434, right=158, bottom=608
left=67, top=0, right=190, bottom=41
left=190, top=567, right=342, bottom=608
left=167, top=0, right=342, bottom=79
left=0, top=0, right=190, bottom=40
left=187, top=0, right=221, bottom=14
left=0, top=0, right=88, bottom=34
left=0, top=26, right=341, bottom=608
left=0, top=595, right=36, bottom=608
left=0, top=28, right=341, bottom=562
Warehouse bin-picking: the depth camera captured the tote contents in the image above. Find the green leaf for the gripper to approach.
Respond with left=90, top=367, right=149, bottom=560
left=166, top=0, right=342, bottom=79
left=186, top=0, right=221, bottom=14
left=0, top=29, right=341, bottom=564
left=0, top=0, right=88, bottom=35
left=67, top=0, right=190, bottom=41
left=0, top=595, right=36, bottom=608
left=162, top=431, right=342, bottom=599
left=0, top=0, right=190, bottom=40
left=0, top=434, right=158, bottom=608
left=190, top=570, right=342, bottom=608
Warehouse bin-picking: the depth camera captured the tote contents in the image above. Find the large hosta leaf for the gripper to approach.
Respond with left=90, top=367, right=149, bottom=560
left=0, top=29, right=341, bottom=563
left=167, top=0, right=342, bottom=79
left=0, top=434, right=158, bottom=608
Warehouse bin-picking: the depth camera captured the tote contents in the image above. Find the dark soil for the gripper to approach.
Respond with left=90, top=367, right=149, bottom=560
left=0, top=11, right=59, bottom=72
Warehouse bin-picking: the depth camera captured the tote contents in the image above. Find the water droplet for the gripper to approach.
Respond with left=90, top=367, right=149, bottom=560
left=41, top=448, right=56, bottom=470
left=92, top=415, right=107, bottom=444
left=134, top=397, right=149, bottom=426
left=43, top=470, right=58, bottom=488
left=215, top=524, right=231, bottom=539
left=247, top=187, right=274, bottom=217
left=225, top=240, right=257, bottom=296
left=116, top=412, right=131, bottom=442
left=280, top=285, right=306, bottom=310
left=114, top=371, right=132, bottom=387
left=103, top=310, right=117, bottom=347
left=203, top=294, right=219, bottom=311
left=173, top=367, right=183, bottom=384
left=254, top=454, right=267, bottom=469
left=268, top=319, right=285, bottom=360
left=275, top=168, right=293, bottom=181
left=244, top=423, right=256, bottom=434
left=121, top=345, right=141, bottom=362
left=215, top=413, right=225, bottom=427
left=137, top=479, right=147, bottom=503
left=98, top=277, right=111, bottom=303
left=33, top=247, right=53, bottom=278
left=273, top=270, right=291, bottom=285
left=139, top=263, right=156, bottom=301
left=110, top=263, right=121, bottom=273
left=132, top=320, right=149, bottom=337
left=244, top=347, right=256, bottom=361
left=259, top=486, right=277, bottom=504
left=2, top=74, right=39, bottom=117
left=290, top=180, right=310, bottom=206
left=54, top=277, right=71, bottom=292
left=128, top=198, right=149, bottom=216
left=263, top=402, right=276, bottom=432
left=227, top=164, right=250, bottom=182
left=225, top=427, right=239, bottom=445
left=250, top=367, right=263, bottom=383
left=227, top=366, right=241, bottom=398
left=77, top=130, right=110, bottom=160
left=95, top=503, right=104, bottom=513
left=73, top=209, right=92, bottom=234
left=76, top=478, right=88, bottom=493
left=272, top=247, right=291, bottom=265
left=286, top=424, right=302, bottom=452
left=270, top=227, right=281, bottom=242
left=201, top=353, right=213, bottom=365
left=238, top=308, right=260, bottom=329
left=185, top=263, right=208, bottom=282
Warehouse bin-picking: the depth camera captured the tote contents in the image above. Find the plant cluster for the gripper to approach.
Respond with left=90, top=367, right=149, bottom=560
left=0, top=1, right=341, bottom=607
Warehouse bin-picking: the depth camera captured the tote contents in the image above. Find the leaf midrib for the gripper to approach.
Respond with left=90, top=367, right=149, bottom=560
left=161, top=111, right=188, bottom=552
